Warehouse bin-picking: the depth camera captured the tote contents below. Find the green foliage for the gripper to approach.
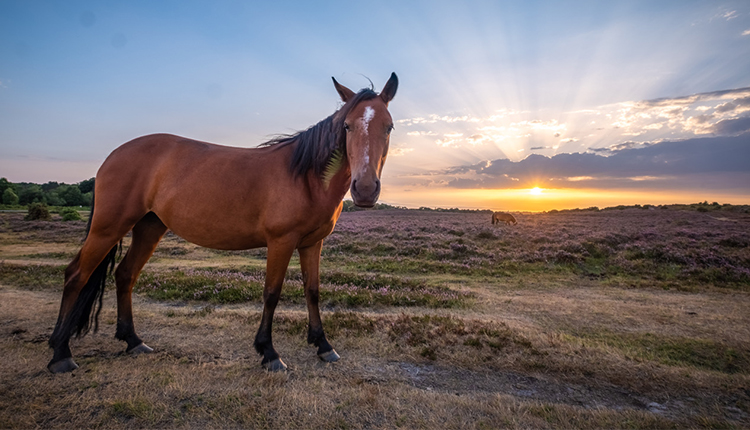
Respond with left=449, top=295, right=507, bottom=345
left=24, top=202, right=51, bottom=221
left=0, top=263, right=66, bottom=290
left=135, top=269, right=266, bottom=303
left=568, top=329, right=750, bottom=374
left=417, top=206, right=492, bottom=213
left=322, top=149, right=344, bottom=189
left=56, top=184, right=87, bottom=206
left=132, top=267, right=473, bottom=308
left=18, top=184, right=44, bottom=205
left=2, top=188, right=19, bottom=205
left=44, top=191, right=66, bottom=206
left=78, top=177, right=95, bottom=194
left=0, top=177, right=11, bottom=195
left=60, top=207, right=83, bottom=221
left=1, top=178, right=94, bottom=207
left=40, top=181, right=60, bottom=192
left=341, top=199, right=408, bottom=212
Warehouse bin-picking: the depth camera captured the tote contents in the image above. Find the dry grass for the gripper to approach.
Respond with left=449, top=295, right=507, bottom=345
left=1, top=210, right=749, bottom=428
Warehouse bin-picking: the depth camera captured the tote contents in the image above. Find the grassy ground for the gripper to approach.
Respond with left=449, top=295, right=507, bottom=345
left=1, top=208, right=749, bottom=428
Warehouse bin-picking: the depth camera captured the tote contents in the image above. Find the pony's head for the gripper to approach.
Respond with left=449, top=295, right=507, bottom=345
left=333, top=73, right=398, bottom=208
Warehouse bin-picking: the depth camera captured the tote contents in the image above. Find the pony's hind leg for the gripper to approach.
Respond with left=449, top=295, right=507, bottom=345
left=48, top=231, right=127, bottom=373
left=114, top=212, right=168, bottom=354
left=299, top=241, right=338, bottom=362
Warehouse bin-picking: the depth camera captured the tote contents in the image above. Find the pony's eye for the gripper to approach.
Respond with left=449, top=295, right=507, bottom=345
left=344, top=123, right=351, bottom=132
left=387, top=124, right=394, bottom=134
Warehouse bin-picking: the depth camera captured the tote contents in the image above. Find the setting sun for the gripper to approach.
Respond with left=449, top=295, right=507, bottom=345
left=529, top=187, right=543, bottom=195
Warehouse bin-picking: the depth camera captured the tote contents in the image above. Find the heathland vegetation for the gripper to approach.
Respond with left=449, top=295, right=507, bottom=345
left=1, top=203, right=749, bottom=428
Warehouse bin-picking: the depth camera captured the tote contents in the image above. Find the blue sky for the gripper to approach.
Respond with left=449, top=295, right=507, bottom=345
left=1, top=0, right=749, bottom=210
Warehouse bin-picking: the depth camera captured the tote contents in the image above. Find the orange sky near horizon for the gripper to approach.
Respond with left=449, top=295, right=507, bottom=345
left=381, top=186, right=750, bottom=212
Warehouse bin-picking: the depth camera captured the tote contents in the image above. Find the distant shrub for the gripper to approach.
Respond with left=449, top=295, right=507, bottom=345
left=696, top=206, right=709, bottom=212
left=25, top=203, right=51, bottom=221
left=475, top=230, right=497, bottom=240
left=450, top=243, right=468, bottom=253
left=2, top=188, right=19, bottom=205
left=532, top=236, right=552, bottom=244
left=552, top=250, right=580, bottom=264
left=718, top=237, right=749, bottom=248
left=561, top=241, right=586, bottom=254
left=60, top=207, right=82, bottom=222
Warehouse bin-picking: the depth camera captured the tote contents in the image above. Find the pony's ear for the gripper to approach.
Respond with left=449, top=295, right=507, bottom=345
left=380, top=72, right=398, bottom=105
left=332, top=77, right=355, bottom=103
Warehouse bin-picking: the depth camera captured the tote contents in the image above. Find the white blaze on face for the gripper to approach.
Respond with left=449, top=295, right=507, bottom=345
left=360, top=106, right=375, bottom=165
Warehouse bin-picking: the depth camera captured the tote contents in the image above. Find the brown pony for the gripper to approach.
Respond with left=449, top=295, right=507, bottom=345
left=492, top=211, right=517, bottom=225
left=48, top=73, right=398, bottom=373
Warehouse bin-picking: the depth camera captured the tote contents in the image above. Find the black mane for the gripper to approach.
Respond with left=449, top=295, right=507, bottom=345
left=262, top=89, right=378, bottom=178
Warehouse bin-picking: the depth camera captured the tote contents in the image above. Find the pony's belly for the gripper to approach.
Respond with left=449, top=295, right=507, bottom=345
left=169, top=226, right=267, bottom=251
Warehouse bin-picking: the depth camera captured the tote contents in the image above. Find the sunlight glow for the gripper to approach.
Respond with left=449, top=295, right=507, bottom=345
left=382, top=186, right=750, bottom=213
left=529, top=187, right=543, bottom=195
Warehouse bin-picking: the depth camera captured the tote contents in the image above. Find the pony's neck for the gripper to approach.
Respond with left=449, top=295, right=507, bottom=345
left=323, top=160, right=352, bottom=204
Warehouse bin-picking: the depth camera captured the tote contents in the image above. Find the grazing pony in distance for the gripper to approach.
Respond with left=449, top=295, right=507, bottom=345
left=48, top=73, right=398, bottom=373
left=492, top=211, right=517, bottom=225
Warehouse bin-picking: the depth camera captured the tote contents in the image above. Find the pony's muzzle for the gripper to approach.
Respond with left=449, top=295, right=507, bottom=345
left=351, top=178, right=380, bottom=208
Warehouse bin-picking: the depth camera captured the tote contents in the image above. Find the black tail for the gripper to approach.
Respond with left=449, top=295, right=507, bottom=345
left=49, top=193, right=120, bottom=348
left=71, top=244, right=118, bottom=338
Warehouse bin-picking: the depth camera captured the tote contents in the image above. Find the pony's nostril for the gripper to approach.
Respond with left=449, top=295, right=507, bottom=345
left=351, top=178, right=380, bottom=199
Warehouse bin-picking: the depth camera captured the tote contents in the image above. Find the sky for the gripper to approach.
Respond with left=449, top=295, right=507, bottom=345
left=1, top=0, right=749, bottom=211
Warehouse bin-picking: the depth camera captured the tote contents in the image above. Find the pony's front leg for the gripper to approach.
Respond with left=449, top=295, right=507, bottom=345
left=299, top=241, right=339, bottom=362
left=254, top=239, right=296, bottom=371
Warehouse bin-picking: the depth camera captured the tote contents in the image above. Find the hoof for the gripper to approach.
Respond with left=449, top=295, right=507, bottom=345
left=262, top=358, right=288, bottom=372
left=48, top=357, right=78, bottom=374
left=126, top=342, right=154, bottom=356
left=318, top=349, right=340, bottom=363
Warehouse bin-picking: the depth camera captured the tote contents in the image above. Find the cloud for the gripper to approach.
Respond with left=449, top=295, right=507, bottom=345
left=435, top=133, right=465, bottom=147
left=397, top=87, right=750, bottom=158
left=587, top=87, right=750, bottom=140
left=715, top=102, right=738, bottom=113
left=397, top=114, right=482, bottom=126
left=710, top=115, right=750, bottom=135
left=588, top=140, right=655, bottom=155
left=389, top=147, right=415, bottom=156
left=743, top=29, right=750, bottom=36
left=439, top=133, right=750, bottom=190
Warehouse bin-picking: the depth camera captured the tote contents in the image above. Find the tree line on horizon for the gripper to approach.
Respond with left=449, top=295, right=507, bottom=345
left=0, top=177, right=486, bottom=212
left=0, top=177, right=94, bottom=207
